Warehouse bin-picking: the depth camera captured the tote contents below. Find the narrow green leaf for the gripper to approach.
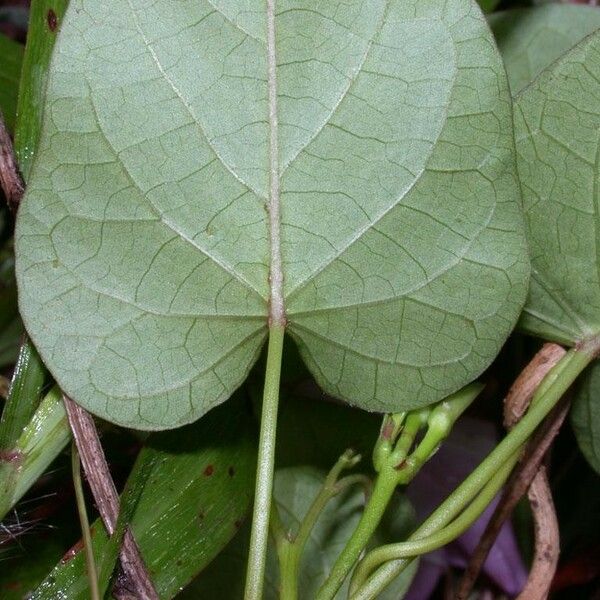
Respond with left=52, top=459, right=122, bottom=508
left=0, top=34, right=23, bottom=133
left=0, top=250, right=21, bottom=369
left=30, top=395, right=256, bottom=599
left=31, top=443, right=157, bottom=599
left=98, top=448, right=157, bottom=595
left=184, top=467, right=417, bottom=599
left=514, top=29, right=600, bottom=346
left=14, top=0, right=69, bottom=178
left=490, top=5, right=600, bottom=94
left=0, top=0, right=68, bottom=423
left=0, top=386, right=70, bottom=520
left=16, top=0, right=529, bottom=429
left=0, top=341, right=46, bottom=451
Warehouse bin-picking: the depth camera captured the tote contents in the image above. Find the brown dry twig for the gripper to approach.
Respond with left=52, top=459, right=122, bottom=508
left=523, top=466, right=560, bottom=600
left=503, top=345, right=565, bottom=600
left=64, top=396, right=159, bottom=600
left=0, top=110, right=24, bottom=214
left=455, top=343, right=568, bottom=600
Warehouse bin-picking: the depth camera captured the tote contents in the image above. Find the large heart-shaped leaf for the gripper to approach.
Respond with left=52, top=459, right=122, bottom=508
left=490, top=5, right=600, bottom=95
left=16, top=0, right=528, bottom=429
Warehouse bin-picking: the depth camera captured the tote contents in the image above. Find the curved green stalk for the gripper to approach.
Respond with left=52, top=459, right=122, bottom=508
left=294, top=451, right=362, bottom=551
left=349, top=449, right=519, bottom=593
left=316, top=383, right=482, bottom=600
left=71, top=442, right=101, bottom=600
left=244, top=324, right=285, bottom=600
left=315, top=468, right=398, bottom=600
left=278, top=451, right=366, bottom=600
left=351, top=345, right=596, bottom=600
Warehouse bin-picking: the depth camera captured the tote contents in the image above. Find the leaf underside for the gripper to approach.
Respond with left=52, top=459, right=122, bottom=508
left=514, top=29, right=600, bottom=346
left=16, top=0, right=528, bottom=429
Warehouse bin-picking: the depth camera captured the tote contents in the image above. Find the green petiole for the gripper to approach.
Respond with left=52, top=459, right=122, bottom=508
left=71, top=442, right=101, bottom=600
left=244, top=324, right=285, bottom=600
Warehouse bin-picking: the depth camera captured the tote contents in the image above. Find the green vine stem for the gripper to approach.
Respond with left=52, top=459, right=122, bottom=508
left=244, top=324, right=285, bottom=600
left=349, top=449, right=519, bottom=593
left=316, top=383, right=483, bottom=600
left=316, top=464, right=399, bottom=600
left=294, top=451, right=362, bottom=552
left=351, top=343, right=598, bottom=600
left=71, top=441, right=101, bottom=600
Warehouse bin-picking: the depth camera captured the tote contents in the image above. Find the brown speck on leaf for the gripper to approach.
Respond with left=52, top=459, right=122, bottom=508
left=381, top=420, right=394, bottom=440
left=234, top=519, right=242, bottom=529
left=5, top=582, right=22, bottom=592
left=228, top=466, right=235, bottom=477
left=198, top=510, right=205, bottom=521
left=60, top=539, right=84, bottom=563
left=47, top=9, right=58, bottom=32
left=0, top=450, right=23, bottom=464
left=203, top=465, right=214, bottom=476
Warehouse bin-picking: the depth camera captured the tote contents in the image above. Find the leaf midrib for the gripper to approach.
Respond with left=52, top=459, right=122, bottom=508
left=266, top=0, right=285, bottom=325
left=123, top=0, right=464, bottom=324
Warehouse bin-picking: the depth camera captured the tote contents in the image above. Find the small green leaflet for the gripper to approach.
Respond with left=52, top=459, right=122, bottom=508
left=572, top=368, right=600, bottom=475
left=16, top=0, right=528, bottom=429
left=490, top=5, right=600, bottom=94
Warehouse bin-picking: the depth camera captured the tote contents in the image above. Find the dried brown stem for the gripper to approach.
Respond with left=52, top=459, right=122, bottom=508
left=520, top=466, right=559, bottom=600
left=0, top=110, right=24, bottom=214
left=64, top=396, right=159, bottom=600
left=455, top=343, right=568, bottom=600
left=503, top=343, right=567, bottom=429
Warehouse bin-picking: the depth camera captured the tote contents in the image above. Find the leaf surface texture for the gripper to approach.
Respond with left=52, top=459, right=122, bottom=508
left=16, top=0, right=528, bottom=428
